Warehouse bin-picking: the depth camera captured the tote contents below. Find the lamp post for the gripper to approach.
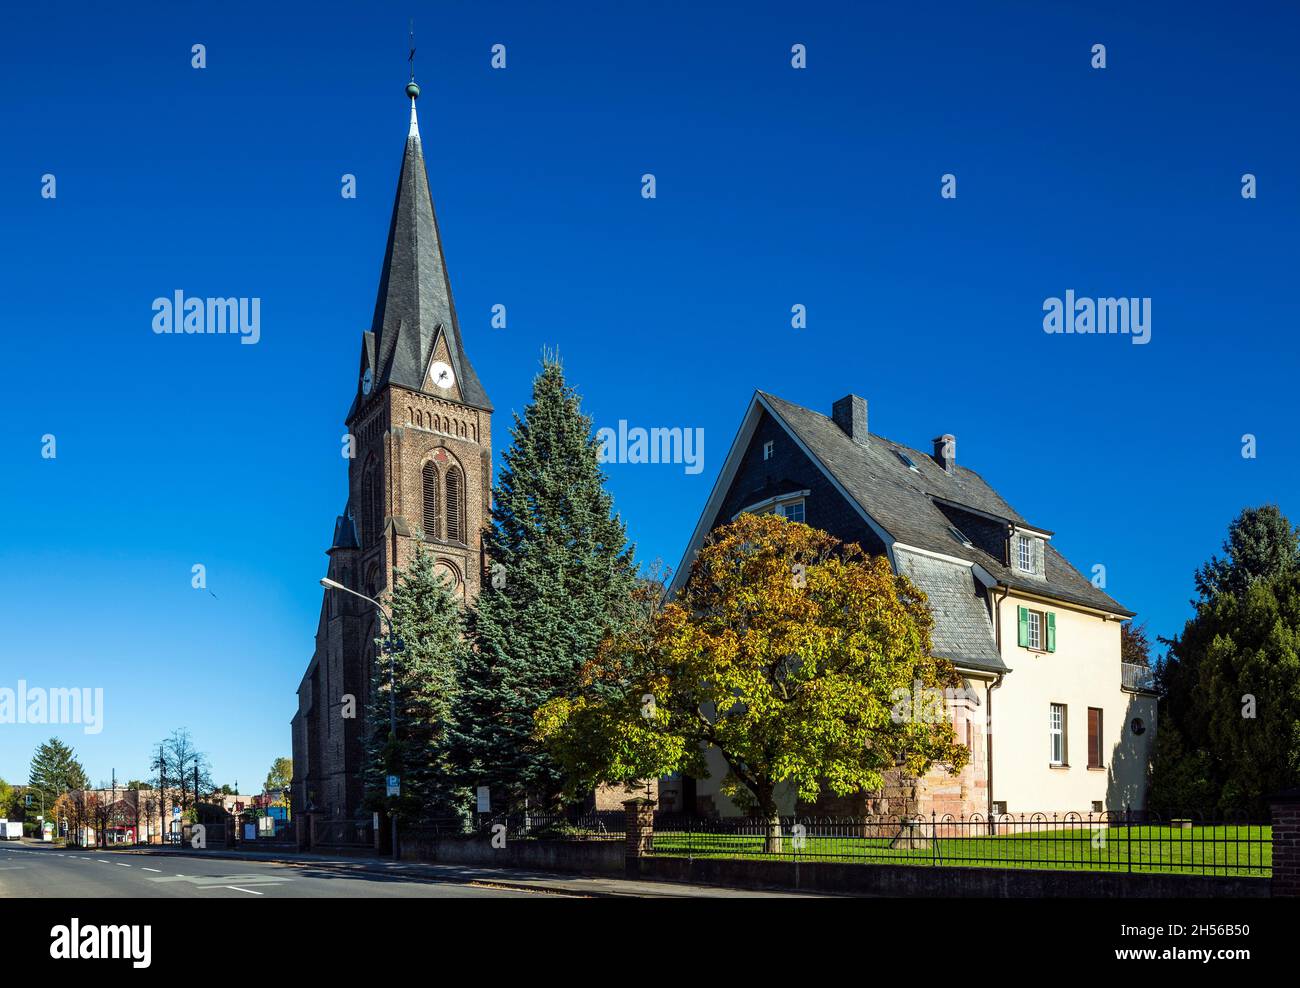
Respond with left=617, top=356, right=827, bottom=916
left=320, top=577, right=399, bottom=860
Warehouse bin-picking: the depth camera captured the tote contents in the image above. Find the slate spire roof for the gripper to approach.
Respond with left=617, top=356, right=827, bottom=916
left=363, top=87, right=491, bottom=411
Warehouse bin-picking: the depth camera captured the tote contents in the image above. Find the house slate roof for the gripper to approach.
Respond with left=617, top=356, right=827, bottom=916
left=758, top=392, right=1133, bottom=618
left=893, top=548, right=1007, bottom=674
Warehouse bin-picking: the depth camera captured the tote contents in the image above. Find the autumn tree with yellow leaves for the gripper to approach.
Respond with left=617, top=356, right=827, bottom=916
left=535, top=513, right=968, bottom=847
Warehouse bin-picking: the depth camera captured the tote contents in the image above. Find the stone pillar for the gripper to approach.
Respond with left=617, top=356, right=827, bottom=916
left=1270, top=789, right=1300, bottom=898
left=624, top=797, right=655, bottom=879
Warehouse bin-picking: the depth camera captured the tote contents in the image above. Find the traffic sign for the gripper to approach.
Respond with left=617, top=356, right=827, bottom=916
left=386, top=775, right=400, bottom=797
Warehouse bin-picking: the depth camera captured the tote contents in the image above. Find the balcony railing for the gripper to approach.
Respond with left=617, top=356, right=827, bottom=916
left=1122, top=662, right=1156, bottom=692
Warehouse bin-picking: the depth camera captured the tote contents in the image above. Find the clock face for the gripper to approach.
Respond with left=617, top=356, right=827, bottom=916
left=361, top=367, right=373, bottom=396
left=429, top=360, right=455, bottom=390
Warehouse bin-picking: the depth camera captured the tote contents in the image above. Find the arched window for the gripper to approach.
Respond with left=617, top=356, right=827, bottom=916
left=445, top=467, right=463, bottom=542
left=360, top=462, right=375, bottom=547
left=422, top=462, right=440, bottom=540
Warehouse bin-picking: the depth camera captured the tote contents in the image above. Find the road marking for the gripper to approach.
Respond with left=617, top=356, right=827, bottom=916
left=115, top=862, right=131, bottom=867
left=97, top=860, right=110, bottom=864
left=142, top=867, right=161, bottom=873
left=226, top=886, right=263, bottom=895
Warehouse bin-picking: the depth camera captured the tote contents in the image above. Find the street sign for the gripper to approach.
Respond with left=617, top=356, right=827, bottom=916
left=476, top=786, right=490, bottom=813
left=386, top=775, right=400, bottom=797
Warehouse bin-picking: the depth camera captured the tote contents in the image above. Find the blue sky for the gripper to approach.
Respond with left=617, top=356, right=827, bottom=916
left=1, top=0, right=1297, bottom=790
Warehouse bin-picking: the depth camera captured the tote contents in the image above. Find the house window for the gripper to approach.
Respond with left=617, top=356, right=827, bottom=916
left=1016, top=534, right=1033, bottom=573
left=1049, top=703, right=1067, bottom=766
left=777, top=500, right=805, bottom=524
left=1017, top=606, right=1055, bottom=652
left=1087, top=708, right=1104, bottom=768
left=763, top=440, right=774, bottom=461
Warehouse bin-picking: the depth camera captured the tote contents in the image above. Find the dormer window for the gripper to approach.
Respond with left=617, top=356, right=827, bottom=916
left=777, top=500, right=804, bottom=524
left=1016, top=534, right=1034, bottom=573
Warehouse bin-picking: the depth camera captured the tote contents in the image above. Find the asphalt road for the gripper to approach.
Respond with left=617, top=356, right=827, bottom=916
left=0, top=841, right=537, bottom=898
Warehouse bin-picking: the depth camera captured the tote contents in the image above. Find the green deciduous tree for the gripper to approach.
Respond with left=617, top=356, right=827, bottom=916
left=454, top=354, right=637, bottom=810
left=535, top=513, right=968, bottom=849
left=264, top=757, right=292, bottom=802
left=364, top=545, right=470, bottom=825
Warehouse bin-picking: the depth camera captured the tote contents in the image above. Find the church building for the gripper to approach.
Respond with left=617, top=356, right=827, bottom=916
left=291, top=79, right=493, bottom=822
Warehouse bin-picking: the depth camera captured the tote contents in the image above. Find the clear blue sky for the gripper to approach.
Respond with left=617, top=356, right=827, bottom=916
left=1, top=1, right=1297, bottom=790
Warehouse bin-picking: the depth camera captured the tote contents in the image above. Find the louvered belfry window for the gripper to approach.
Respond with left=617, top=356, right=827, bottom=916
left=360, top=464, right=376, bottom=547
left=445, top=467, right=463, bottom=542
left=422, top=462, right=440, bottom=540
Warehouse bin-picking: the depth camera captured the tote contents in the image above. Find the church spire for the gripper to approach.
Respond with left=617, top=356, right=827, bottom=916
left=358, top=66, right=491, bottom=415
left=406, top=21, right=421, bottom=141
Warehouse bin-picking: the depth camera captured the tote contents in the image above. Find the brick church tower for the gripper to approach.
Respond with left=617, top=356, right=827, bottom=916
left=291, top=79, right=492, bottom=822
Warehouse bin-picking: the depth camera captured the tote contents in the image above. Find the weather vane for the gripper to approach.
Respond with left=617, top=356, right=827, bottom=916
left=408, top=19, right=416, bottom=81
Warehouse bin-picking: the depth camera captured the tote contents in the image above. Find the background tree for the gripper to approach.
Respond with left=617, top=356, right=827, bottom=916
left=1121, top=621, right=1152, bottom=668
left=363, top=545, right=471, bottom=826
left=150, top=729, right=212, bottom=811
left=535, top=513, right=968, bottom=849
left=264, top=757, right=292, bottom=805
left=28, top=737, right=89, bottom=806
left=455, top=354, right=638, bottom=810
left=1193, top=504, right=1300, bottom=602
left=0, top=779, right=13, bottom=819
left=1152, top=505, right=1300, bottom=814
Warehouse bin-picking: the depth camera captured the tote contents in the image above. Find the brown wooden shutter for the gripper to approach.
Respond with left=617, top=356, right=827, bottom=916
left=1088, top=708, right=1102, bottom=768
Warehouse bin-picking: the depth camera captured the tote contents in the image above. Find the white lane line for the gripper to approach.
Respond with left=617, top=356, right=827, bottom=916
left=115, top=862, right=131, bottom=867
left=175, top=874, right=187, bottom=877
left=226, top=886, right=263, bottom=895
left=142, top=867, right=161, bottom=873
left=97, top=860, right=110, bottom=864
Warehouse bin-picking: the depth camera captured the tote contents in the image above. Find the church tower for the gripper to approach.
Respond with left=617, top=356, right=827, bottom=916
left=292, top=78, right=493, bottom=823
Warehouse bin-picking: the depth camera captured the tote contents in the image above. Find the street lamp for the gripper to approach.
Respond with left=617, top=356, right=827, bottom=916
left=319, top=577, right=399, bottom=860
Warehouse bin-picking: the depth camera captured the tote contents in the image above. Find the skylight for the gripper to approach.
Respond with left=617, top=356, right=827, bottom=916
left=895, top=450, right=919, bottom=471
left=948, top=525, right=973, bottom=547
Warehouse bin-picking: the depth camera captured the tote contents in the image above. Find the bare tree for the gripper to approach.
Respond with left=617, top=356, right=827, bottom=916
left=150, top=729, right=213, bottom=813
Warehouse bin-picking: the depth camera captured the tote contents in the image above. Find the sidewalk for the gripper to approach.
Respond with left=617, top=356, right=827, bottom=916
left=103, top=843, right=819, bottom=898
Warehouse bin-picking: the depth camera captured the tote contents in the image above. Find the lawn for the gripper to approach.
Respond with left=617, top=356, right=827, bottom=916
left=648, top=824, right=1272, bottom=876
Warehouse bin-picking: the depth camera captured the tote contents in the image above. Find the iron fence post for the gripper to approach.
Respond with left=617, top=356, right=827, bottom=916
left=1126, top=804, right=1132, bottom=873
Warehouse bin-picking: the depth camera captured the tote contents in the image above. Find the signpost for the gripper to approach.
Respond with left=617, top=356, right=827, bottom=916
left=386, top=775, right=400, bottom=798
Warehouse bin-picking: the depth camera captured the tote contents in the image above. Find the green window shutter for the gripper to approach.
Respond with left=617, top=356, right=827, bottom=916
left=1017, top=606, right=1028, bottom=647
left=1046, top=612, right=1057, bottom=652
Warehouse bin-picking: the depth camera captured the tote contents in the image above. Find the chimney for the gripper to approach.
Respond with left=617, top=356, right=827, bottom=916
left=832, top=395, right=869, bottom=445
left=932, top=434, right=956, bottom=472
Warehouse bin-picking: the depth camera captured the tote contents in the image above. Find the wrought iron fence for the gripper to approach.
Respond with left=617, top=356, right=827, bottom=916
left=407, top=810, right=626, bottom=844
left=314, top=818, right=374, bottom=847
left=478, top=810, right=626, bottom=840
left=649, top=810, right=1271, bottom=876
